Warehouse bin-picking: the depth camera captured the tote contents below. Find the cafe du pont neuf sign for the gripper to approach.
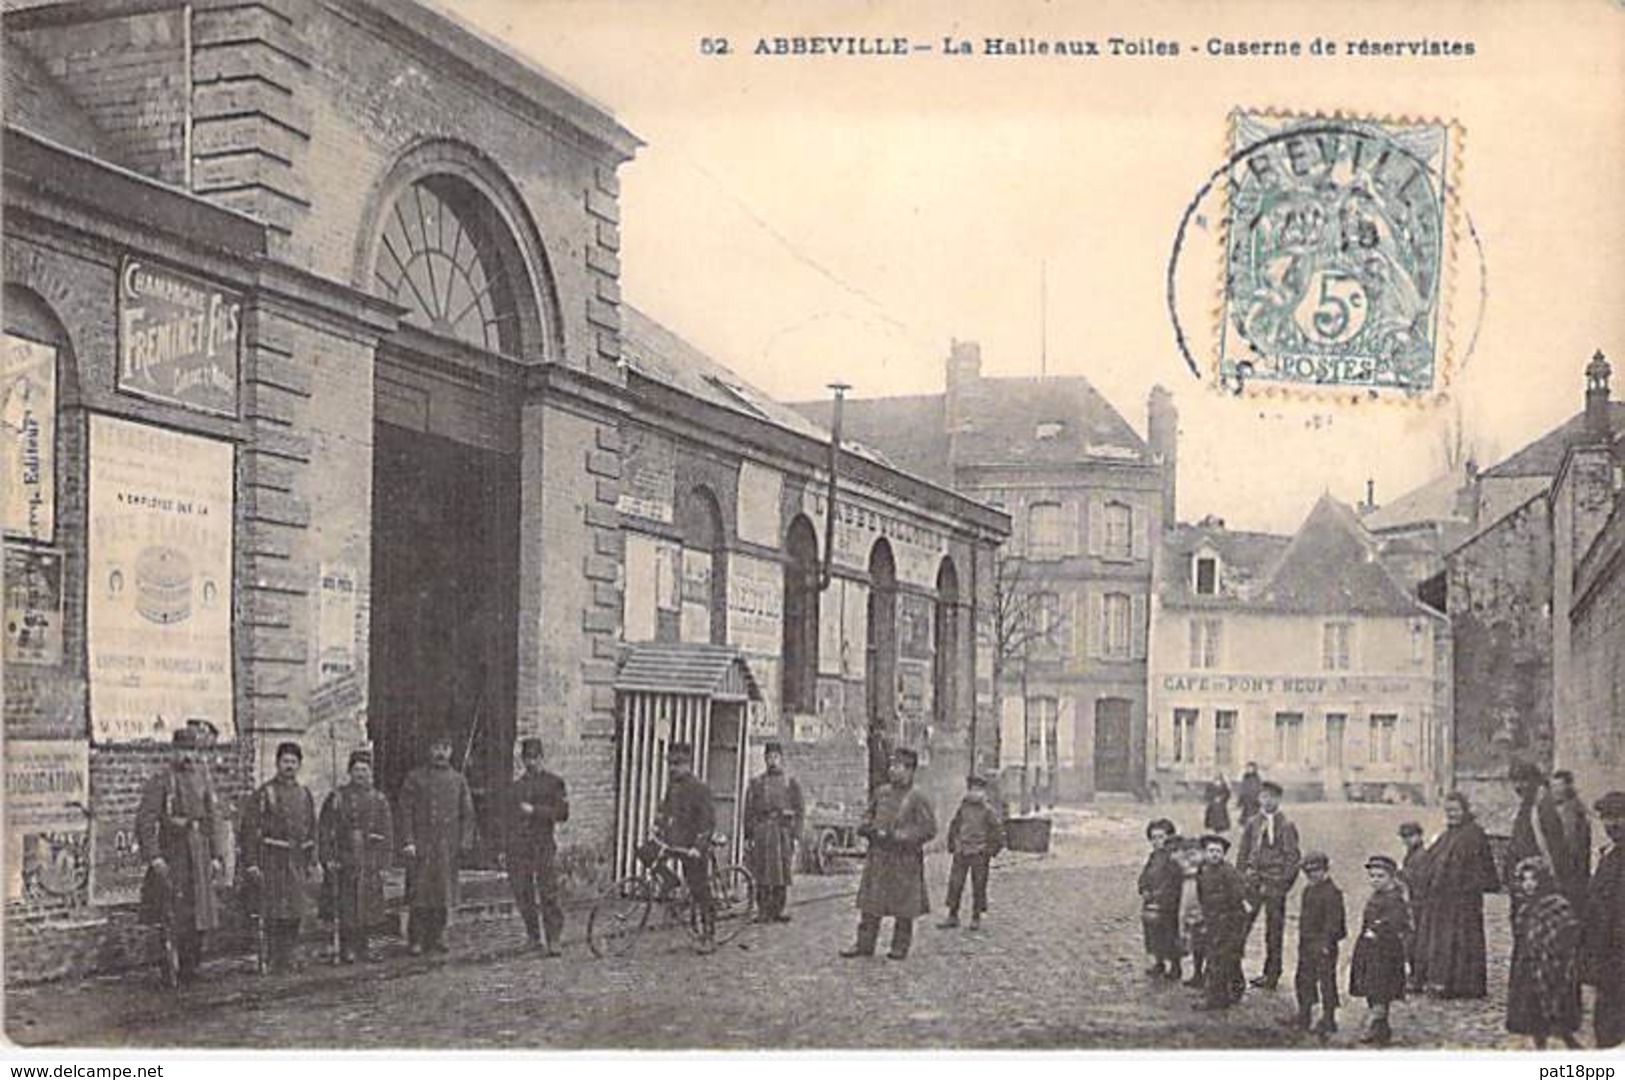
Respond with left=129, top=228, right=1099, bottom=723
left=117, top=258, right=241, bottom=417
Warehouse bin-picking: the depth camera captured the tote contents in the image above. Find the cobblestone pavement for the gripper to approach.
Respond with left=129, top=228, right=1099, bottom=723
left=5, top=803, right=1587, bottom=1051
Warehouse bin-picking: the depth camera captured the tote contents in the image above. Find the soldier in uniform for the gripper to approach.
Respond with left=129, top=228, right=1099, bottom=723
left=744, top=741, right=803, bottom=924
left=135, top=727, right=225, bottom=984
left=1237, top=779, right=1301, bottom=990
left=239, top=741, right=317, bottom=972
left=1582, top=790, right=1625, bottom=1050
left=841, top=747, right=937, bottom=961
left=655, top=743, right=717, bottom=953
left=399, top=734, right=476, bottom=955
left=503, top=737, right=570, bottom=954
left=318, top=749, right=394, bottom=963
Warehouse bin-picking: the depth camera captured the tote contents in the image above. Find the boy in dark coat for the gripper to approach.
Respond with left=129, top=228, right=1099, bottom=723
left=239, top=741, right=317, bottom=972
left=1397, top=821, right=1431, bottom=990
left=503, top=737, right=570, bottom=954
left=1176, top=838, right=1207, bottom=988
left=1349, top=854, right=1412, bottom=1047
left=1136, top=817, right=1183, bottom=978
left=843, top=747, right=937, bottom=961
left=938, top=774, right=1004, bottom=931
left=656, top=742, right=718, bottom=952
left=1194, top=833, right=1248, bottom=1011
left=399, top=734, right=476, bottom=956
left=1238, top=779, right=1301, bottom=990
left=319, top=749, right=393, bottom=963
left=1283, top=851, right=1346, bottom=1039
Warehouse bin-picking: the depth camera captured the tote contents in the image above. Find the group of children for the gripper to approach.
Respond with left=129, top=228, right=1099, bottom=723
left=1139, top=820, right=1414, bottom=1046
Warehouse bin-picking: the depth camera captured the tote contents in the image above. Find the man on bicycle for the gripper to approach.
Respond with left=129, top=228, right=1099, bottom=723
left=656, top=743, right=717, bottom=953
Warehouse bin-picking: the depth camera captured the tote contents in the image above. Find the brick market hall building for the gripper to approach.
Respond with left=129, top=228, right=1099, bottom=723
left=1, top=0, right=1006, bottom=982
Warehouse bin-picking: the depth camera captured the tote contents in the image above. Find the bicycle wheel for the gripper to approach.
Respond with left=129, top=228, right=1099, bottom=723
left=708, top=864, right=756, bottom=945
left=587, top=874, right=653, bottom=958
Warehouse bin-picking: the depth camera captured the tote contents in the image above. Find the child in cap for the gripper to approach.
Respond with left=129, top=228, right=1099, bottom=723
left=1137, top=818, right=1183, bottom=979
left=939, top=774, right=1004, bottom=930
left=1283, top=851, right=1346, bottom=1039
left=1348, top=854, right=1412, bottom=1047
left=1176, top=837, right=1207, bottom=988
left=1194, top=833, right=1248, bottom=1011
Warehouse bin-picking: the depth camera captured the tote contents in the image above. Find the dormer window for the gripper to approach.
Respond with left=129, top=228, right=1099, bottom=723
left=1035, top=421, right=1065, bottom=441
left=1193, top=552, right=1220, bottom=596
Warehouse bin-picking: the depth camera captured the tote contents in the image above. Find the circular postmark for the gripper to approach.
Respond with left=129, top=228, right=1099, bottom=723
left=1167, top=110, right=1487, bottom=403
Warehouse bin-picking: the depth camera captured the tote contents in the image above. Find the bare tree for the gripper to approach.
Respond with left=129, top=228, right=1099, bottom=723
left=982, top=553, right=1069, bottom=813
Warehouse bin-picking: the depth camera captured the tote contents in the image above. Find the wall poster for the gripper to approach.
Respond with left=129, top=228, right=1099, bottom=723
left=117, top=257, right=241, bottom=417
left=5, top=740, right=90, bottom=904
left=4, top=544, right=64, bottom=666
left=88, top=415, right=235, bottom=743
left=2, top=332, right=56, bottom=542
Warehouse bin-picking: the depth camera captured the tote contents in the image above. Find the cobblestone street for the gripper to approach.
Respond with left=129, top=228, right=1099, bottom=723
left=7, top=804, right=1555, bottom=1051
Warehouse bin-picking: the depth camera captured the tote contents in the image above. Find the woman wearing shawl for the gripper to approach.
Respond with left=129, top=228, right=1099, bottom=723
left=1506, top=856, right=1582, bottom=1049
left=1203, top=774, right=1232, bottom=834
left=1417, top=791, right=1500, bottom=998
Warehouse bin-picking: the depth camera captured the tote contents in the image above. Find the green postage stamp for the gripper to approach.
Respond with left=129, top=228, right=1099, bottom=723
left=1218, top=110, right=1462, bottom=400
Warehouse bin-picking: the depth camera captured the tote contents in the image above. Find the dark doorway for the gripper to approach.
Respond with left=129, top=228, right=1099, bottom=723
left=369, top=421, right=519, bottom=864
left=1094, top=697, right=1133, bottom=793
left=781, top=515, right=820, bottom=715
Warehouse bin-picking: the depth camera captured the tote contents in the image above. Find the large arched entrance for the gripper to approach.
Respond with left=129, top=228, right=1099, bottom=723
left=366, top=166, right=547, bottom=860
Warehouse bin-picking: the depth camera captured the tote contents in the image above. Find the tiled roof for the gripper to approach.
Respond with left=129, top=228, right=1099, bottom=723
left=1482, top=403, right=1625, bottom=479
left=791, top=374, right=1150, bottom=485
left=792, top=395, right=951, bottom=486
left=1361, top=467, right=1474, bottom=532
left=2, top=38, right=115, bottom=161
left=1160, top=522, right=1291, bottom=607
left=1162, top=497, right=1427, bottom=617
left=1251, top=496, right=1428, bottom=616
left=951, top=376, right=1149, bottom=469
left=614, top=643, right=762, bottom=702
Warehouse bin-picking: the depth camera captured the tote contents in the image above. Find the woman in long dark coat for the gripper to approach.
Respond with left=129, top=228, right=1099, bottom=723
left=1417, top=791, right=1500, bottom=999
left=1203, top=775, right=1231, bottom=834
left=1506, top=856, right=1582, bottom=1049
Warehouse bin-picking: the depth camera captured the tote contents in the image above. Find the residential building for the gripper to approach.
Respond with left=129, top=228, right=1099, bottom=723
left=794, top=342, right=1176, bottom=800
left=1150, top=498, right=1449, bottom=803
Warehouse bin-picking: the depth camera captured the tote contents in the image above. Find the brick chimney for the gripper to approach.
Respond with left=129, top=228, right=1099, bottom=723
left=1148, top=385, right=1178, bottom=526
left=1585, top=349, right=1612, bottom=441
left=945, top=339, right=981, bottom=466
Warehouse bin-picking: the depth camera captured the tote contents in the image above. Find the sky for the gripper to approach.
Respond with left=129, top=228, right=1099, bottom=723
left=439, top=0, right=1623, bottom=533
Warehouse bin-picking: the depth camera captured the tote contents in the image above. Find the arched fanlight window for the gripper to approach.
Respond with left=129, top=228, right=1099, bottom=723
left=372, top=176, right=522, bottom=355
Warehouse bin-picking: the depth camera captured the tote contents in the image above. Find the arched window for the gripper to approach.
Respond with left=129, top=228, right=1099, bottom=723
left=677, top=486, right=727, bottom=645
left=781, top=516, right=820, bottom=713
left=372, top=175, right=527, bottom=355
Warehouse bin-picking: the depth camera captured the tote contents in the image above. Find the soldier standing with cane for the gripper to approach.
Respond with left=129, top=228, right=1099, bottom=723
left=745, top=741, right=804, bottom=924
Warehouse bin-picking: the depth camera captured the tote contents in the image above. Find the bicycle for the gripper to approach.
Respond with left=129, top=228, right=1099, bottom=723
left=587, top=834, right=755, bottom=958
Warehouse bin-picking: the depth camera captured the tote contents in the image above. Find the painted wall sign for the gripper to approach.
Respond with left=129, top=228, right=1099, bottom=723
left=4, top=544, right=65, bottom=666
left=2, top=333, right=56, bottom=542
left=117, top=258, right=240, bottom=417
left=88, top=416, right=235, bottom=743
left=1159, top=672, right=1427, bottom=698
left=617, top=426, right=675, bottom=524
left=726, top=552, right=783, bottom=657
left=317, top=563, right=358, bottom=681
left=5, top=740, right=90, bottom=903
left=803, top=490, right=949, bottom=588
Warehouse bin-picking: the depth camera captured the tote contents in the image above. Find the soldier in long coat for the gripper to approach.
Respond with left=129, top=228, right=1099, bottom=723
left=1582, top=791, right=1625, bottom=1050
left=503, top=737, right=570, bottom=954
left=239, top=741, right=317, bottom=972
left=135, top=727, right=225, bottom=984
left=319, top=749, right=394, bottom=963
left=842, top=747, right=937, bottom=961
left=744, top=741, right=804, bottom=924
left=399, top=734, right=476, bottom=955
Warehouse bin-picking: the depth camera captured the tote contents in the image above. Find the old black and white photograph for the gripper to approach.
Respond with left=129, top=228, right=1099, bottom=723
left=1, top=0, right=1622, bottom=1068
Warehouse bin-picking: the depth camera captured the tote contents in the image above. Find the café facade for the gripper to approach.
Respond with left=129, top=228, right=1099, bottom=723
left=1, top=0, right=1005, bottom=982
left=1148, top=497, right=1450, bottom=802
